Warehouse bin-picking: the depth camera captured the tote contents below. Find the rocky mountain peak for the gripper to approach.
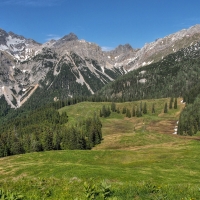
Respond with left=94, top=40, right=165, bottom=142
left=118, top=44, right=133, bottom=50
left=1, top=24, right=200, bottom=108
left=53, top=32, right=78, bottom=47
left=60, top=32, right=78, bottom=42
left=0, top=29, right=8, bottom=46
left=111, top=44, right=134, bottom=54
left=8, top=31, right=25, bottom=40
left=0, top=28, right=8, bottom=37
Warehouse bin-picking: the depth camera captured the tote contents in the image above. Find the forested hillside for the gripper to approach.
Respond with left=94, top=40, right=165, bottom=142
left=178, top=81, right=200, bottom=136
left=98, top=41, right=200, bottom=101
left=2, top=39, right=200, bottom=155
left=0, top=101, right=102, bottom=157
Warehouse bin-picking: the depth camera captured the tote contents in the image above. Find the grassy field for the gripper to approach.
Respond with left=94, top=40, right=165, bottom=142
left=1, top=98, right=200, bottom=199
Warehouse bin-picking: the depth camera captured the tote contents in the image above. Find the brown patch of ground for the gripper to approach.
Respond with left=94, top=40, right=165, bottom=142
left=146, top=120, right=177, bottom=134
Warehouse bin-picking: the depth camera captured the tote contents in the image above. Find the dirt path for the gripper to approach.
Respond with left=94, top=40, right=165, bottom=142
left=20, top=84, right=39, bottom=106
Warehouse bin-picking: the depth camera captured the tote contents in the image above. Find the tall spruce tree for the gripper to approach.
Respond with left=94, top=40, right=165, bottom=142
left=101, top=105, right=106, bottom=117
left=140, top=101, right=143, bottom=113
left=132, top=106, right=136, bottom=117
left=111, top=102, right=116, bottom=112
left=174, top=98, right=178, bottom=109
left=143, top=102, right=147, bottom=114
left=152, top=103, right=155, bottom=114
left=99, top=109, right=102, bottom=117
left=106, top=106, right=111, bottom=116
left=126, top=108, right=131, bottom=118
left=169, top=97, right=173, bottom=109
left=122, top=107, right=126, bottom=114
left=164, top=102, right=168, bottom=113
left=136, top=106, right=142, bottom=117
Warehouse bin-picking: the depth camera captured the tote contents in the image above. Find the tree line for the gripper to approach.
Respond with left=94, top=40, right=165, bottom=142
left=99, top=102, right=155, bottom=118
left=178, top=80, right=200, bottom=136
left=0, top=105, right=102, bottom=157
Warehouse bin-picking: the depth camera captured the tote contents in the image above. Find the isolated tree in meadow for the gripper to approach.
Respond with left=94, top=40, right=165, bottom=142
left=100, top=105, right=111, bottom=117
left=122, top=107, right=126, bottom=114
left=111, top=102, right=116, bottom=112
left=169, top=97, right=173, bottom=109
left=106, top=106, right=111, bottom=116
left=132, top=106, right=136, bottom=117
left=174, top=98, right=178, bottom=109
left=152, top=103, right=155, bottom=114
left=136, top=106, right=142, bottom=117
left=140, top=101, right=143, bottom=113
left=126, top=108, right=131, bottom=118
left=101, top=105, right=106, bottom=117
left=143, top=102, right=147, bottom=114
left=164, top=102, right=168, bottom=113
left=99, top=109, right=102, bottom=117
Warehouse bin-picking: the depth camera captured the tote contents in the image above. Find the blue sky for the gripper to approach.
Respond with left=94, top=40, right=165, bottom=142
left=1, top=0, right=200, bottom=50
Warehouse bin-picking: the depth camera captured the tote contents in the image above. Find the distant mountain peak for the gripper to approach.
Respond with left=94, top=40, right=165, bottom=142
left=60, top=32, right=78, bottom=41
left=53, top=32, right=78, bottom=47
left=115, top=44, right=133, bottom=51
left=0, top=28, right=8, bottom=36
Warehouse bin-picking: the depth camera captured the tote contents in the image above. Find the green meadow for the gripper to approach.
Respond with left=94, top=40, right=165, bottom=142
left=1, top=98, right=200, bottom=199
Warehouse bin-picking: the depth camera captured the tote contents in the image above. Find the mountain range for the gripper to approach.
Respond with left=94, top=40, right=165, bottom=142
left=1, top=24, right=200, bottom=109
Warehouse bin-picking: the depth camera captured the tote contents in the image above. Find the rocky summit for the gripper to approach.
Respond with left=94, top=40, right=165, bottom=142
left=1, top=24, right=200, bottom=108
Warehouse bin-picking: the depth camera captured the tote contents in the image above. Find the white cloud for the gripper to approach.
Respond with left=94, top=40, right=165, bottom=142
left=46, top=34, right=61, bottom=41
left=101, top=46, right=114, bottom=51
left=1, top=0, right=64, bottom=6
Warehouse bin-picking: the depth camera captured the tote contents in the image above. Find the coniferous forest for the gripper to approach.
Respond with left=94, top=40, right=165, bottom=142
left=0, top=101, right=102, bottom=157
left=1, top=40, right=200, bottom=159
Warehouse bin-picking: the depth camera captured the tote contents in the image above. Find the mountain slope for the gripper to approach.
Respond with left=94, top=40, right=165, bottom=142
left=0, top=47, right=126, bottom=109
left=126, top=24, right=200, bottom=71
left=1, top=24, right=200, bottom=109
left=0, top=28, right=41, bottom=61
left=97, top=40, right=200, bottom=101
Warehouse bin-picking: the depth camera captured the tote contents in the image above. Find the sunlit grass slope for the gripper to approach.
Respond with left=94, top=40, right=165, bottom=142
left=1, top=98, right=200, bottom=199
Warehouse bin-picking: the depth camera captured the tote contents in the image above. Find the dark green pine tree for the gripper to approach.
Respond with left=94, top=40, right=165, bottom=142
left=106, top=106, right=111, bottom=117
left=122, top=107, right=126, bottom=114
left=143, top=102, right=147, bottom=114
left=132, top=106, right=136, bottom=117
left=152, top=103, right=155, bottom=114
left=136, top=106, right=142, bottom=117
left=53, top=132, right=61, bottom=150
left=140, top=101, right=143, bottom=113
left=60, top=112, right=68, bottom=124
left=0, top=139, right=5, bottom=157
left=99, top=109, right=102, bottom=117
left=111, top=102, right=116, bottom=112
left=174, top=98, right=178, bottom=109
left=126, top=108, right=131, bottom=118
left=101, top=105, right=106, bottom=117
left=164, top=102, right=168, bottom=113
left=169, top=97, right=173, bottom=109
left=41, top=131, right=53, bottom=151
left=67, top=126, right=79, bottom=150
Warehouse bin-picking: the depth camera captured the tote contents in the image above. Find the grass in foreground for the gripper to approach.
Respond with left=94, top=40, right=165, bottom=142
left=0, top=98, right=200, bottom=199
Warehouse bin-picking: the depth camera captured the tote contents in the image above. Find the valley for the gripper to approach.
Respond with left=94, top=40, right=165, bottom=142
left=1, top=98, right=200, bottom=199
left=1, top=24, right=200, bottom=199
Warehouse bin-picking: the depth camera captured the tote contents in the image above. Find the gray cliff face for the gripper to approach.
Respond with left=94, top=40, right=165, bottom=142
left=0, top=29, right=9, bottom=46
left=0, top=29, right=41, bottom=61
left=1, top=24, right=200, bottom=108
left=127, top=24, right=200, bottom=70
